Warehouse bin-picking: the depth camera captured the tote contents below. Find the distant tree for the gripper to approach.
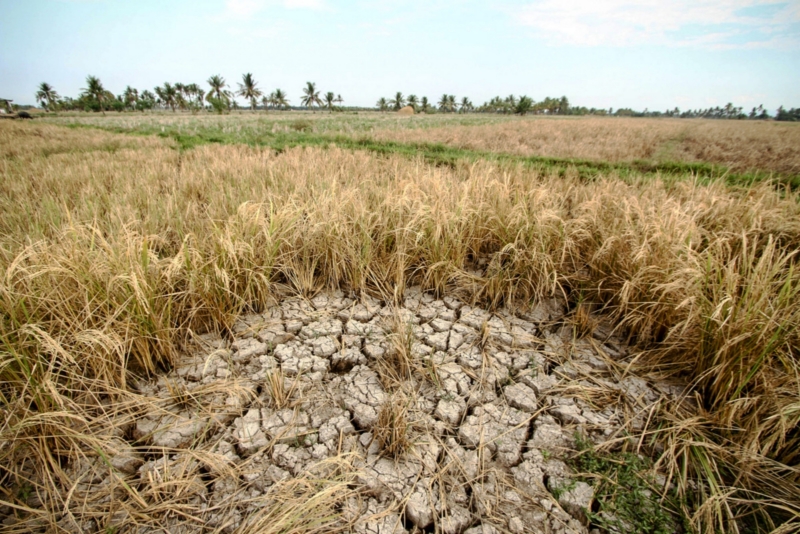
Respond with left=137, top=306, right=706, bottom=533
left=559, top=96, right=569, bottom=114
left=438, top=94, right=449, bottom=112
left=175, top=83, right=189, bottom=111
left=138, top=90, right=156, bottom=112
left=122, top=86, right=138, bottom=111
left=514, top=95, right=533, bottom=115
left=407, top=94, right=418, bottom=111
left=273, top=88, right=289, bottom=110
left=301, top=81, right=322, bottom=110
left=237, top=73, right=263, bottom=111
left=447, top=95, right=457, bottom=113
left=459, top=96, right=473, bottom=113
left=206, top=75, right=228, bottom=106
left=159, top=83, right=178, bottom=111
left=335, top=94, right=343, bottom=107
left=376, top=97, right=388, bottom=112
left=420, top=96, right=430, bottom=113
left=505, top=94, right=517, bottom=114
left=324, top=91, right=336, bottom=112
left=390, top=92, right=406, bottom=111
left=775, top=106, right=800, bottom=121
left=183, top=83, right=204, bottom=113
left=82, top=75, right=107, bottom=114
left=36, top=82, right=59, bottom=111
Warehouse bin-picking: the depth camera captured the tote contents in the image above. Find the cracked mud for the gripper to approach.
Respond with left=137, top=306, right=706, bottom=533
left=48, top=288, right=688, bottom=534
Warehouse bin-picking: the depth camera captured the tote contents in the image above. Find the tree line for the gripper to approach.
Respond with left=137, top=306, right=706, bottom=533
left=33, top=75, right=343, bottom=115
left=28, top=74, right=799, bottom=121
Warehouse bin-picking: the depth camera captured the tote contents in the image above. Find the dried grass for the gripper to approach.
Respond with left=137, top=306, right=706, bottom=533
left=1, top=120, right=799, bottom=531
left=372, top=116, right=800, bottom=174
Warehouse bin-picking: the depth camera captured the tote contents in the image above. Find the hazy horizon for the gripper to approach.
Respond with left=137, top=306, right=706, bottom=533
left=1, top=0, right=798, bottom=111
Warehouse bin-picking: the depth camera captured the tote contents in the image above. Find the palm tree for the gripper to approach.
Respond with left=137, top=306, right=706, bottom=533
left=174, top=83, right=189, bottom=111
left=160, top=83, right=178, bottom=111
left=376, top=97, right=388, bottom=112
left=82, top=75, right=107, bottom=114
left=183, top=83, right=203, bottom=112
left=273, top=89, right=289, bottom=110
left=558, top=96, right=569, bottom=115
left=514, top=96, right=533, bottom=115
left=324, top=91, right=336, bottom=113
left=335, top=94, right=343, bottom=107
left=206, top=75, right=228, bottom=103
left=122, top=86, right=138, bottom=111
left=447, top=95, right=457, bottom=113
left=390, top=92, right=405, bottom=111
left=438, top=94, right=449, bottom=112
left=459, top=97, right=473, bottom=113
left=504, top=94, right=517, bottom=114
left=407, top=94, right=418, bottom=111
left=36, top=82, right=59, bottom=111
left=301, top=81, right=321, bottom=111
left=237, top=73, right=263, bottom=111
left=139, top=90, right=156, bottom=111
left=420, top=96, right=430, bottom=113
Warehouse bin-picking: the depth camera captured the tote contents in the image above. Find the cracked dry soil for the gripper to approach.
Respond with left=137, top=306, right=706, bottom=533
left=49, top=288, right=689, bottom=534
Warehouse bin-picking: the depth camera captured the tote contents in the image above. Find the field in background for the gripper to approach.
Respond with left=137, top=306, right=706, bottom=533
left=43, top=112, right=800, bottom=179
left=370, top=116, right=800, bottom=174
left=1, top=116, right=799, bottom=533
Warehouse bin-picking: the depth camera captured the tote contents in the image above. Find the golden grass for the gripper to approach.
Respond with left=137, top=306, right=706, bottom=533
left=1, top=120, right=799, bottom=531
left=371, top=116, right=800, bottom=174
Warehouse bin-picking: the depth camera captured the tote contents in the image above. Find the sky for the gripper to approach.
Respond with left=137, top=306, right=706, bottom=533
left=1, top=0, right=799, bottom=111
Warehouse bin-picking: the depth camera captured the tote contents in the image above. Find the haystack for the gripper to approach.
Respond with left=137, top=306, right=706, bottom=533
left=397, top=105, right=414, bottom=116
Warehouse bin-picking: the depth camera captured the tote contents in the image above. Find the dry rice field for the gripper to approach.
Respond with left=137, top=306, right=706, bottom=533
left=370, top=116, right=800, bottom=174
left=0, top=116, right=798, bottom=534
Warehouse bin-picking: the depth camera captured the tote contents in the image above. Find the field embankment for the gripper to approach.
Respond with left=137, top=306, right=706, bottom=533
left=0, top=119, right=799, bottom=532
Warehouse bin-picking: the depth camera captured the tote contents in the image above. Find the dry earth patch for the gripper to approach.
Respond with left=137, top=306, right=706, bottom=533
left=5, top=289, right=689, bottom=533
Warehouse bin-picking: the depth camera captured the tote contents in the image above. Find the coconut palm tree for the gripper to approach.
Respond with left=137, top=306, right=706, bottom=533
left=272, top=89, right=289, bottom=110
left=447, top=95, right=457, bottom=113
left=237, top=73, right=263, bottom=111
left=174, top=83, right=189, bottom=111
left=301, top=81, right=321, bottom=111
left=514, top=95, right=533, bottom=115
left=335, top=94, right=343, bottom=107
left=420, top=96, right=430, bottom=113
left=324, top=91, right=336, bottom=113
left=138, top=90, right=156, bottom=111
left=82, top=75, right=107, bottom=114
left=183, top=83, right=203, bottom=112
left=122, top=86, right=138, bottom=111
left=376, top=97, right=388, bottom=112
left=36, top=82, right=59, bottom=111
left=407, top=94, right=418, bottom=111
left=206, top=75, right=228, bottom=104
left=390, top=92, right=405, bottom=111
left=459, top=97, right=473, bottom=113
left=159, top=83, right=178, bottom=111
left=558, top=96, right=569, bottom=115
left=437, top=94, right=449, bottom=112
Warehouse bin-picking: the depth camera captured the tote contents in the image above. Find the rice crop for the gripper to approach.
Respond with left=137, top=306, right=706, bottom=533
left=1, top=118, right=798, bottom=532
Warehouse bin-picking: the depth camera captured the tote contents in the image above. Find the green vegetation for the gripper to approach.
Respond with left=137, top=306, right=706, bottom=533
left=572, top=436, right=687, bottom=534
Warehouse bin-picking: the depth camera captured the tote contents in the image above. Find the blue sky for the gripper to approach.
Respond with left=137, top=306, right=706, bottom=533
left=1, top=0, right=798, bottom=111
